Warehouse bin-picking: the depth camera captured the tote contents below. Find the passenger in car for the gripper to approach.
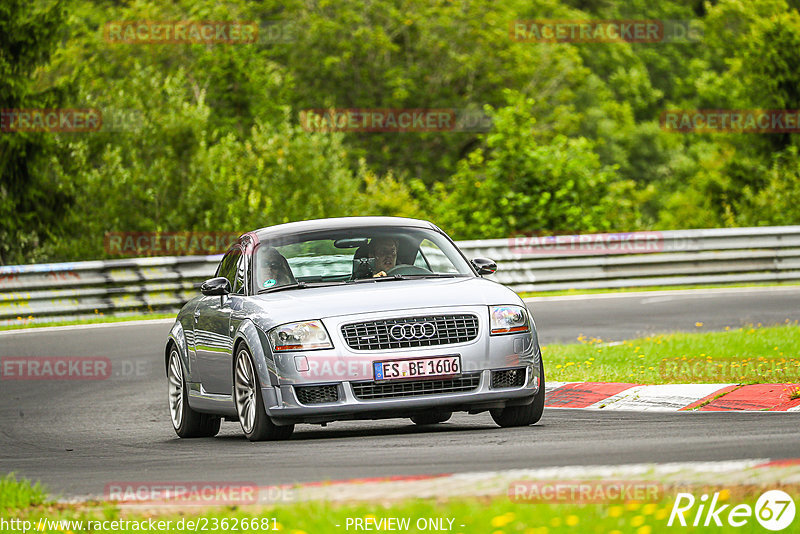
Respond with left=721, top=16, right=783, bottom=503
left=258, top=248, right=295, bottom=289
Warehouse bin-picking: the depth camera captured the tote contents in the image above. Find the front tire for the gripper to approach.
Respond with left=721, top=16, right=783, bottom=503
left=168, top=347, right=221, bottom=438
left=234, top=346, right=294, bottom=442
left=490, top=358, right=545, bottom=428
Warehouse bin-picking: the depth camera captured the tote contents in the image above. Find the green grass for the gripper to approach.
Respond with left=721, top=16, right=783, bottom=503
left=519, top=281, right=800, bottom=299
left=543, top=322, right=800, bottom=384
left=3, top=473, right=796, bottom=533
left=0, top=312, right=175, bottom=331
left=0, top=474, right=48, bottom=509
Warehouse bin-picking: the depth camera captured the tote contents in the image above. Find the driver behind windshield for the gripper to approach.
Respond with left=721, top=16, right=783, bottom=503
left=369, top=236, right=398, bottom=277
left=258, top=247, right=294, bottom=289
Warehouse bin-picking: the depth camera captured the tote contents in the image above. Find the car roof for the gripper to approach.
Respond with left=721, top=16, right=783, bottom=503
left=247, top=216, right=439, bottom=243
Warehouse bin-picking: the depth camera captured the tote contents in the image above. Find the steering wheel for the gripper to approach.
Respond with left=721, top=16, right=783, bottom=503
left=385, top=264, right=433, bottom=276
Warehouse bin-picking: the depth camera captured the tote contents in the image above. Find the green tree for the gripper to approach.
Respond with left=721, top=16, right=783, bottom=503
left=431, top=93, right=640, bottom=239
left=0, top=0, right=73, bottom=264
left=658, top=0, right=800, bottom=229
left=272, top=0, right=600, bottom=184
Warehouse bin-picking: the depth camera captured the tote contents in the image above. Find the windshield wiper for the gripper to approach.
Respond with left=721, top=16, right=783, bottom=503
left=348, top=274, right=407, bottom=284
left=258, top=281, right=353, bottom=294
left=257, top=282, right=308, bottom=294
left=401, top=274, right=462, bottom=279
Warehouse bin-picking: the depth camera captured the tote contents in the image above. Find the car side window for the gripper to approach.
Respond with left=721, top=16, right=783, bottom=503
left=232, top=254, right=246, bottom=295
left=216, top=249, right=242, bottom=291
left=413, top=249, right=431, bottom=270
left=416, top=239, right=459, bottom=273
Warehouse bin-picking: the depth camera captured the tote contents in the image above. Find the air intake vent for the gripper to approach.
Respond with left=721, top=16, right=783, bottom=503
left=352, top=373, right=481, bottom=400
left=295, top=385, right=339, bottom=404
left=491, top=368, right=527, bottom=389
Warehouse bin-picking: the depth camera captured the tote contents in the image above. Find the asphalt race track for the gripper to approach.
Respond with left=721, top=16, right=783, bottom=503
left=1, top=287, right=799, bottom=499
left=528, top=285, right=800, bottom=343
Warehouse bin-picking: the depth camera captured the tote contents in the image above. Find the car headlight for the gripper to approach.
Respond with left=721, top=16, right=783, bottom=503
left=489, top=305, right=530, bottom=335
left=267, top=320, right=333, bottom=352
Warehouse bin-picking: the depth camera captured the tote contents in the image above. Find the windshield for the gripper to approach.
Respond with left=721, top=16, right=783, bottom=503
left=254, top=226, right=472, bottom=291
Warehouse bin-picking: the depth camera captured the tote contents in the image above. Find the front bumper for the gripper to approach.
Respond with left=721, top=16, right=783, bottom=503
left=261, top=305, right=541, bottom=424
left=265, top=366, right=540, bottom=424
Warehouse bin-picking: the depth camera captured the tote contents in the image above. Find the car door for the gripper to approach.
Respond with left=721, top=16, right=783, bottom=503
left=194, top=248, right=242, bottom=395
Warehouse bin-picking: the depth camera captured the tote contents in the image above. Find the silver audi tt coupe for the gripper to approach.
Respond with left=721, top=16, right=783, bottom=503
left=165, top=217, right=544, bottom=441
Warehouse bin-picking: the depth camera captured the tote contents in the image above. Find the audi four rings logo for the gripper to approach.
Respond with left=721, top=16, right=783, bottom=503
left=389, top=322, right=436, bottom=340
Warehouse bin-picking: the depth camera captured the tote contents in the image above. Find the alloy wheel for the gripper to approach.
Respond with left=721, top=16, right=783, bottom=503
left=234, top=349, right=257, bottom=434
left=167, top=350, right=184, bottom=429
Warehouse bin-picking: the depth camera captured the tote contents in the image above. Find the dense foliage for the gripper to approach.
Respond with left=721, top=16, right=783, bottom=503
left=1, top=0, right=799, bottom=263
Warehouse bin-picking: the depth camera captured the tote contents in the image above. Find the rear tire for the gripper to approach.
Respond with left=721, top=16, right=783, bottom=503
left=234, top=345, right=294, bottom=441
left=168, top=347, right=221, bottom=438
left=490, top=358, right=545, bottom=428
left=410, top=410, right=452, bottom=425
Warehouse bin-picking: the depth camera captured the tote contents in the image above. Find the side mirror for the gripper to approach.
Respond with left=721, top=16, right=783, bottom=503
left=471, top=257, right=497, bottom=275
left=200, top=276, right=231, bottom=296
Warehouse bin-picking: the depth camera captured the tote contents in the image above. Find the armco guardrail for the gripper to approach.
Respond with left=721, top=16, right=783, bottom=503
left=462, top=226, right=800, bottom=292
left=1, top=226, right=799, bottom=326
left=0, top=256, right=221, bottom=326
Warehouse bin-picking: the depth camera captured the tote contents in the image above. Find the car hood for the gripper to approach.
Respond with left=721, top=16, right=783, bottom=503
left=244, top=277, right=522, bottom=328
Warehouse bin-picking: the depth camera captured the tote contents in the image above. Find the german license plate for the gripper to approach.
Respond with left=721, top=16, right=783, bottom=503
left=373, top=356, right=461, bottom=381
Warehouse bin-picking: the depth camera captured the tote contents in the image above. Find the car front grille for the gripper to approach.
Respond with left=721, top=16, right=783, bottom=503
left=294, top=385, right=339, bottom=405
left=341, top=314, right=479, bottom=351
left=351, top=373, right=481, bottom=400
left=491, top=368, right=527, bottom=389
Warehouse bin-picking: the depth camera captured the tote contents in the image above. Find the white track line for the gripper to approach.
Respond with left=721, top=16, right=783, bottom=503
left=0, top=318, right=174, bottom=336
left=586, top=384, right=736, bottom=411
left=524, top=285, right=800, bottom=302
